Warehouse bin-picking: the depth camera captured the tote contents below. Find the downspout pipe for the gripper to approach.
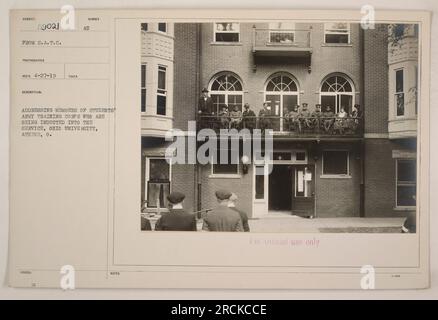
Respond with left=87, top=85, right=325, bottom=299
left=195, top=23, right=202, bottom=216
left=360, top=26, right=366, bottom=217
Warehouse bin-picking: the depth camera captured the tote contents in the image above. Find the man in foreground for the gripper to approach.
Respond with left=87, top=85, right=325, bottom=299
left=202, top=190, right=244, bottom=232
left=228, top=193, right=250, bottom=232
left=155, top=192, right=197, bottom=231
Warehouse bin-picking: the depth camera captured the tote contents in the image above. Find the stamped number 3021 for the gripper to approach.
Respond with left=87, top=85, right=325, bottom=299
left=38, top=23, right=60, bottom=31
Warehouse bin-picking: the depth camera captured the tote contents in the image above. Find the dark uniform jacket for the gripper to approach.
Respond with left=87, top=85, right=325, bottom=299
left=311, top=110, right=323, bottom=118
left=229, top=207, right=250, bottom=232
left=155, top=209, right=197, bottom=231
left=198, top=96, right=214, bottom=114
left=242, top=109, right=256, bottom=129
left=202, top=206, right=243, bottom=232
left=242, top=109, right=256, bottom=118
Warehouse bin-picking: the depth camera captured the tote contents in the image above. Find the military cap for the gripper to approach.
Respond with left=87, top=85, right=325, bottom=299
left=167, top=192, right=185, bottom=204
left=201, top=87, right=209, bottom=93
left=215, top=190, right=232, bottom=200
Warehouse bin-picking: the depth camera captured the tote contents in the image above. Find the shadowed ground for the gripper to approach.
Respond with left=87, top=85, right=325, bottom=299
left=248, top=212, right=406, bottom=233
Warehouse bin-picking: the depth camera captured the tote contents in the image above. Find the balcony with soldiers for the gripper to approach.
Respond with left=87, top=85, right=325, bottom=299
left=197, top=103, right=363, bottom=139
left=196, top=73, right=363, bottom=139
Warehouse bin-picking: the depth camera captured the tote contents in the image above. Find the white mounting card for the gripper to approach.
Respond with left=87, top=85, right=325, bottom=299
left=8, top=9, right=430, bottom=289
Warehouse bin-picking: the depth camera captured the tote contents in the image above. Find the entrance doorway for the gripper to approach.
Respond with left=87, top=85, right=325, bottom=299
left=269, top=165, right=292, bottom=211
left=268, top=165, right=293, bottom=211
left=268, top=164, right=315, bottom=216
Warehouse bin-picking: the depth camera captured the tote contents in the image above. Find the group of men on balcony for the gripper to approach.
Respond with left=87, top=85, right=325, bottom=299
left=198, top=87, right=363, bottom=134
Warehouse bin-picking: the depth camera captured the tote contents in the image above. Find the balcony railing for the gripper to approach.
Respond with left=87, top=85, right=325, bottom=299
left=252, top=27, right=312, bottom=58
left=196, top=115, right=363, bottom=137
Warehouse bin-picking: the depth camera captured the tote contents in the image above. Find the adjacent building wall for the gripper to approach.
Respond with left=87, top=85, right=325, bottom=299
left=364, top=27, right=389, bottom=135
left=141, top=23, right=199, bottom=214
left=363, top=25, right=417, bottom=218
left=173, top=23, right=199, bottom=131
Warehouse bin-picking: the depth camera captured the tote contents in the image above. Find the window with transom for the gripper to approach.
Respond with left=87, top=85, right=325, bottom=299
left=320, top=74, right=355, bottom=114
left=209, top=73, right=244, bottom=114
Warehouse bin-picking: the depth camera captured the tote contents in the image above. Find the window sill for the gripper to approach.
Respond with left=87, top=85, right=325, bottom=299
left=321, top=43, right=353, bottom=47
left=392, top=116, right=417, bottom=121
left=209, top=174, right=242, bottom=179
left=141, top=113, right=173, bottom=120
left=142, top=30, right=174, bottom=40
left=265, top=42, right=300, bottom=47
left=320, top=174, right=351, bottom=179
left=142, top=208, right=169, bottom=215
left=210, top=41, right=243, bottom=46
left=393, top=206, right=416, bottom=211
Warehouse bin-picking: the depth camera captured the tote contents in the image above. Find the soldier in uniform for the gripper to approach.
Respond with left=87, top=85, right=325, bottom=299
left=311, top=104, right=323, bottom=131
left=242, top=103, right=256, bottom=131
left=258, top=102, right=272, bottom=132
left=202, top=190, right=244, bottom=232
left=298, top=103, right=312, bottom=132
left=350, top=104, right=363, bottom=133
left=284, top=105, right=299, bottom=131
left=219, top=105, right=230, bottom=129
left=229, top=105, right=243, bottom=129
left=155, top=192, right=197, bottom=231
left=323, top=105, right=335, bottom=133
left=228, top=193, right=250, bottom=232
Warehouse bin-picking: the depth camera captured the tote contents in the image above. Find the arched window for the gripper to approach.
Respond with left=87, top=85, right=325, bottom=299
left=209, top=72, right=244, bottom=114
left=319, top=74, right=355, bottom=114
left=264, top=73, right=299, bottom=131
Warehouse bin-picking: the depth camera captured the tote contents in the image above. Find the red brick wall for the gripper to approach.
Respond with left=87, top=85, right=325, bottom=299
left=363, top=27, right=389, bottom=134
left=315, top=142, right=361, bottom=217
left=172, top=163, right=196, bottom=214
left=196, top=141, right=362, bottom=218
left=362, top=27, right=416, bottom=218
left=173, top=23, right=199, bottom=131
left=200, top=23, right=362, bottom=115
left=199, top=164, right=253, bottom=217
left=364, top=139, right=397, bottom=216
left=139, top=24, right=199, bottom=213
left=364, top=139, right=416, bottom=218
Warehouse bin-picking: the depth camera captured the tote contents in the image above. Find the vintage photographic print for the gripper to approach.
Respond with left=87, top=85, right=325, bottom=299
left=8, top=8, right=429, bottom=289
left=139, top=21, right=419, bottom=234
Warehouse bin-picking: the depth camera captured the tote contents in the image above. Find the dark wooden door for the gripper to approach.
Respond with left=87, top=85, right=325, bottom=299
left=291, top=165, right=315, bottom=217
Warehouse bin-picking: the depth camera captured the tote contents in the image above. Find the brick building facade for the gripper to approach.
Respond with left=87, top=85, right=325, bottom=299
left=140, top=22, right=417, bottom=224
